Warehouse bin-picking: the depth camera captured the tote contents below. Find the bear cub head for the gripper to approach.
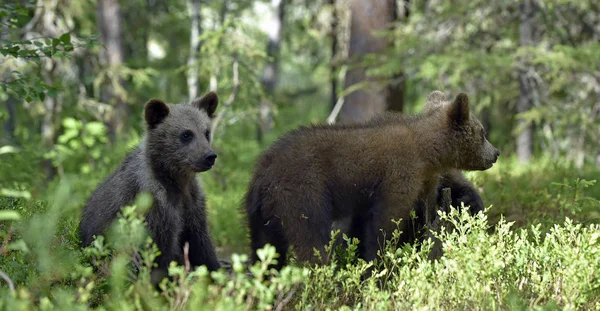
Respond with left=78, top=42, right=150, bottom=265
left=425, top=91, right=500, bottom=171
left=144, top=92, right=219, bottom=173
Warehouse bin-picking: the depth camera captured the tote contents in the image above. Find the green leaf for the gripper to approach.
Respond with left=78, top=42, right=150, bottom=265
left=62, top=117, right=80, bottom=129
left=59, top=32, right=71, bottom=44
left=0, top=145, right=19, bottom=155
left=8, top=239, right=29, bottom=252
left=0, top=189, right=32, bottom=199
left=0, top=210, right=21, bottom=221
left=85, top=122, right=105, bottom=136
left=47, top=88, right=58, bottom=98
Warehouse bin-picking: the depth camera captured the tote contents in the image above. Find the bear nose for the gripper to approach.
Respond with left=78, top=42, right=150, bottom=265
left=494, top=148, right=500, bottom=161
left=204, top=150, right=217, bottom=167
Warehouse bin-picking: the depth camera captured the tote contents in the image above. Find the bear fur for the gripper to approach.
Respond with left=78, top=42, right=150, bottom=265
left=245, top=91, right=499, bottom=269
left=80, top=92, right=221, bottom=280
left=424, top=91, right=485, bottom=215
left=348, top=91, right=486, bottom=215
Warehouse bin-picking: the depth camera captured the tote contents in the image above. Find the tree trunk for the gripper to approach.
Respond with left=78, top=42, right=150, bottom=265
left=329, top=0, right=338, bottom=109
left=41, top=83, right=57, bottom=180
left=1, top=18, right=16, bottom=145
left=187, top=0, right=202, bottom=100
left=97, top=0, right=127, bottom=142
left=340, top=0, right=397, bottom=123
left=386, top=0, right=409, bottom=113
left=2, top=97, right=16, bottom=145
left=257, top=0, right=286, bottom=142
left=516, top=0, right=535, bottom=164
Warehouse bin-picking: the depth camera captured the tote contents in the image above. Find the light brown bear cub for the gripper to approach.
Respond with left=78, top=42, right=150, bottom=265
left=80, top=92, right=221, bottom=282
left=245, top=91, right=499, bottom=269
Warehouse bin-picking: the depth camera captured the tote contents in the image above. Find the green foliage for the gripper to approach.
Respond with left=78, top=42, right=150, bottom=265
left=472, top=156, right=600, bottom=229
left=1, top=0, right=599, bottom=310
left=0, top=2, right=100, bottom=102
left=370, top=0, right=600, bottom=164
left=4, top=178, right=599, bottom=310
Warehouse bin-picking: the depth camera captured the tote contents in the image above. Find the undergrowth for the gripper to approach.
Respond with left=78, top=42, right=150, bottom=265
left=1, top=180, right=599, bottom=310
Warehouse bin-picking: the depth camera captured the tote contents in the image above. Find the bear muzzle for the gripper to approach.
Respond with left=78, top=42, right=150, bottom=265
left=194, top=150, right=217, bottom=172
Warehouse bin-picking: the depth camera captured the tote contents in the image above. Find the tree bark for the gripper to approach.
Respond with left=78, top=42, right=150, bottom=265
left=1, top=17, right=16, bottom=145
left=2, top=97, right=16, bottom=145
left=516, top=0, right=536, bottom=164
left=340, top=0, right=398, bottom=123
left=257, top=0, right=286, bottom=142
left=386, top=0, right=409, bottom=113
left=329, top=0, right=338, bottom=109
left=187, top=0, right=202, bottom=100
left=97, top=0, right=128, bottom=142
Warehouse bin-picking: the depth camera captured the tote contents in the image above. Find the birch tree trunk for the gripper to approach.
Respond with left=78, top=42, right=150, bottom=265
left=97, top=0, right=128, bottom=141
left=516, top=0, right=536, bottom=163
left=257, top=0, right=286, bottom=142
left=187, top=0, right=202, bottom=100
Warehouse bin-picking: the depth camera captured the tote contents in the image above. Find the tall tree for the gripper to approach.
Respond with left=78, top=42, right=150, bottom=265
left=21, top=0, right=66, bottom=180
left=0, top=17, right=16, bottom=145
left=516, top=0, right=537, bottom=164
left=340, top=0, right=398, bottom=123
left=386, top=0, right=409, bottom=113
left=257, top=0, right=286, bottom=142
left=328, top=0, right=338, bottom=109
left=97, top=0, right=127, bottom=141
left=187, top=0, right=202, bottom=100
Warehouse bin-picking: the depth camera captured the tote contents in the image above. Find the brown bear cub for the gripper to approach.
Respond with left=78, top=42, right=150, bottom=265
left=245, top=91, right=499, bottom=269
left=80, top=92, right=221, bottom=279
left=364, top=91, right=485, bottom=215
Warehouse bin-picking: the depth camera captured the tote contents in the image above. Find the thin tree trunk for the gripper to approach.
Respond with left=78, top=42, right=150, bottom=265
left=29, top=0, right=62, bottom=180
left=41, top=90, right=57, bottom=180
left=257, top=0, right=286, bottom=142
left=516, top=0, right=535, bottom=164
left=97, top=0, right=127, bottom=142
left=208, top=1, right=227, bottom=94
left=386, top=0, right=409, bottom=113
left=1, top=18, right=16, bottom=145
left=187, top=0, right=202, bottom=100
left=2, top=97, right=16, bottom=145
left=340, top=0, right=397, bottom=123
left=329, top=0, right=338, bottom=109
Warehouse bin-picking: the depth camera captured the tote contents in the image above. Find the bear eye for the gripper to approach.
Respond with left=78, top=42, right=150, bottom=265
left=205, top=130, right=211, bottom=141
left=180, top=130, right=194, bottom=144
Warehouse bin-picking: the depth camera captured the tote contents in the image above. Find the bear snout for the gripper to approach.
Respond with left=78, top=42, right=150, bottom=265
left=192, top=150, right=217, bottom=172
left=203, top=150, right=217, bottom=167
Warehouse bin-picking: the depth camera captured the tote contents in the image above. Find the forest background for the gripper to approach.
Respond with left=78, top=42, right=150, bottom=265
left=1, top=0, right=599, bottom=310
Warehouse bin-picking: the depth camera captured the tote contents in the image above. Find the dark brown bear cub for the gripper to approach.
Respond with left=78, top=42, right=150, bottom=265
left=80, top=92, right=221, bottom=280
left=245, top=92, right=499, bottom=269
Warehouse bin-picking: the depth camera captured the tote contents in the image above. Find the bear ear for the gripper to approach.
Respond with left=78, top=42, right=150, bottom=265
left=191, top=92, right=219, bottom=118
left=448, top=93, right=470, bottom=125
left=426, top=90, right=447, bottom=105
left=423, top=90, right=448, bottom=112
left=144, top=99, right=170, bottom=129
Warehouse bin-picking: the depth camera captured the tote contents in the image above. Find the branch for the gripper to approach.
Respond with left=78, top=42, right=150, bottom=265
left=0, top=227, right=15, bottom=293
left=326, top=97, right=345, bottom=124
left=326, top=65, right=348, bottom=124
left=275, top=285, right=298, bottom=311
left=183, top=242, right=190, bottom=274
left=0, top=270, right=15, bottom=293
left=210, top=55, right=240, bottom=141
